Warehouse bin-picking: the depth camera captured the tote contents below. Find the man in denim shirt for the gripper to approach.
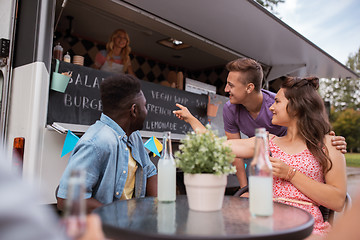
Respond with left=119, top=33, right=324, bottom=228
left=57, top=74, right=157, bottom=213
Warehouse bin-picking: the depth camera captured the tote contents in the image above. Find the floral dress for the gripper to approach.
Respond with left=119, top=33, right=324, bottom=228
left=269, top=138, right=331, bottom=236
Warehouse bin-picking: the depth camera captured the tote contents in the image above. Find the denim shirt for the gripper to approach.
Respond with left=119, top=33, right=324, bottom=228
left=57, top=113, right=157, bottom=205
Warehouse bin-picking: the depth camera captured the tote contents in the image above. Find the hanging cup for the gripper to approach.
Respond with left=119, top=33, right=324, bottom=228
left=51, top=59, right=71, bottom=93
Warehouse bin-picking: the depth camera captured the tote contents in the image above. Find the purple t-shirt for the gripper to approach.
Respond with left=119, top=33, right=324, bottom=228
left=223, top=89, right=287, bottom=138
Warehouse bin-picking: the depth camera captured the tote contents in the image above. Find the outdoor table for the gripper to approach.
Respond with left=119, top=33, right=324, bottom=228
left=94, top=195, right=314, bottom=240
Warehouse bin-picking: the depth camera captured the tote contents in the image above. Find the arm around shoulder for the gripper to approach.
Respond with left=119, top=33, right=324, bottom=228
left=223, top=137, right=256, bottom=159
left=329, top=130, right=347, bottom=154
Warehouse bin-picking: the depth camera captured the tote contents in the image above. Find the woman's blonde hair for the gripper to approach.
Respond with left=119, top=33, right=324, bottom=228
left=106, top=29, right=131, bottom=73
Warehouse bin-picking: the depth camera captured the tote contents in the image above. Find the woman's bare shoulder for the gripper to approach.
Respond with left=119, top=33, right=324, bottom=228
left=324, top=134, right=335, bottom=148
left=324, top=134, right=345, bottom=161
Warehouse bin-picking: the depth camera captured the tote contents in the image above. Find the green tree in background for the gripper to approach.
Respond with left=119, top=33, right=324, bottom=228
left=321, top=47, right=360, bottom=152
left=255, top=0, right=285, bottom=12
left=320, top=47, right=360, bottom=112
left=331, top=109, right=360, bottom=153
left=321, top=77, right=360, bottom=111
left=347, top=47, right=360, bottom=74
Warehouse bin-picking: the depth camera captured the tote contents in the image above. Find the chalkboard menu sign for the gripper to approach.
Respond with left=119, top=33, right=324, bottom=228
left=140, top=81, right=207, bottom=134
left=47, top=61, right=208, bottom=135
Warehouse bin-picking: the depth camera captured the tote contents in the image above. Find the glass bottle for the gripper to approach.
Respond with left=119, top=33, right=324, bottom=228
left=62, top=168, right=86, bottom=239
left=157, top=131, right=176, bottom=202
left=249, top=128, right=273, bottom=217
left=53, top=42, right=63, bottom=61
left=64, top=52, right=71, bottom=63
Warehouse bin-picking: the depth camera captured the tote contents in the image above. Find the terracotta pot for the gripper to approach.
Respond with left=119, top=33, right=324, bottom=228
left=184, top=173, right=227, bottom=212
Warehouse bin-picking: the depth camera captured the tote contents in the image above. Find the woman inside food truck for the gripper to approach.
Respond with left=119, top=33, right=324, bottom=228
left=94, top=29, right=135, bottom=75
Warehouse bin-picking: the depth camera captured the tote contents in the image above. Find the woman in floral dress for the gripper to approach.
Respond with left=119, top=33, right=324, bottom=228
left=226, top=76, right=347, bottom=237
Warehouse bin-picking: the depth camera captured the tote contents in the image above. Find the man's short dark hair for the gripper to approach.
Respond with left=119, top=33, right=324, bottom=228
left=226, top=58, right=263, bottom=92
left=100, top=74, right=141, bottom=115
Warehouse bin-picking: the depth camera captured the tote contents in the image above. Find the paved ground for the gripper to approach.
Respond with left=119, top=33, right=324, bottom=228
left=346, top=167, right=360, bottom=200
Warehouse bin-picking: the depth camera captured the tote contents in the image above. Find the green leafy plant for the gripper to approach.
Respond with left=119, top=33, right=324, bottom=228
left=174, top=125, right=236, bottom=175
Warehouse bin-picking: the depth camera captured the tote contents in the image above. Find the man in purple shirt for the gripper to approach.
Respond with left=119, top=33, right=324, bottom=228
left=222, top=58, right=283, bottom=188
left=223, top=58, right=346, bottom=188
left=223, top=58, right=286, bottom=138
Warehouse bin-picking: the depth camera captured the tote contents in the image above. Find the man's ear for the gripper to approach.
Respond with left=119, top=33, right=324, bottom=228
left=246, top=83, right=255, bottom=93
left=130, top=103, right=137, bottom=118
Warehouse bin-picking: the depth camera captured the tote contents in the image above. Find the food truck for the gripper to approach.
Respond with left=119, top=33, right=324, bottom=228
left=0, top=0, right=357, bottom=203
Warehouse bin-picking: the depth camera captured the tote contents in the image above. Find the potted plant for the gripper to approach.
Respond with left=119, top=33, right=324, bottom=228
left=175, top=125, right=236, bottom=211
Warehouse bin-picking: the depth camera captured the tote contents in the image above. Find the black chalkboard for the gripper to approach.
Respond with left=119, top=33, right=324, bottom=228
left=47, top=60, right=208, bottom=134
left=140, top=81, right=207, bottom=134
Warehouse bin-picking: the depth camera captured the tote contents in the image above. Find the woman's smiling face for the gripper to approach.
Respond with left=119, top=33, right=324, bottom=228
left=114, top=32, right=128, bottom=48
left=269, top=88, right=291, bottom=126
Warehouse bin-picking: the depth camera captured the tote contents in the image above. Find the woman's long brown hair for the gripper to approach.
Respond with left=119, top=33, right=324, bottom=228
left=281, top=77, right=332, bottom=174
